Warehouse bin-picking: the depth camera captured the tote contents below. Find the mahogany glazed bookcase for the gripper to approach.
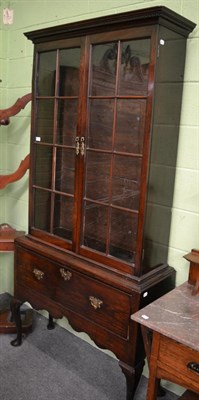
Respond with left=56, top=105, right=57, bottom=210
left=10, top=7, right=195, bottom=400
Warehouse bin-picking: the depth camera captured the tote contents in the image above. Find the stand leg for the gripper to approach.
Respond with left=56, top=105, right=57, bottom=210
left=119, top=360, right=144, bottom=400
left=10, top=298, right=23, bottom=346
left=47, top=313, right=55, bottom=330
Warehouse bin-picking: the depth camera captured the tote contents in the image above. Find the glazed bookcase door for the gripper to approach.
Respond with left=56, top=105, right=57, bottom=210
left=31, top=40, right=84, bottom=250
left=30, top=28, right=155, bottom=272
left=79, top=31, right=153, bottom=272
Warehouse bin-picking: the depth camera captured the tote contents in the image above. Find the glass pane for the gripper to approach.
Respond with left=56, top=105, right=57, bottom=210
left=34, top=189, right=51, bottom=232
left=58, top=48, right=81, bottom=96
left=118, top=39, right=150, bottom=96
left=115, top=99, right=146, bottom=154
left=90, top=42, right=117, bottom=96
left=56, top=99, right=78, bottom=145
left=53, top=195, right=74, bottom=241
left=109, top=209, right=138, bottom=263
left=34, top=145, right=53, bottom=189
left=83, top=202, right=107, bottom=253
left=88, top=99, right=114, bottom=150
left=55, top=148, right=75, bottom=194
left=112, top=155, right=141, bottom=210
left=36, top=99, right=54, bottom=143
left=84, top=152, right=111, bottom=202
left=37, top=51, right=56, bottom=96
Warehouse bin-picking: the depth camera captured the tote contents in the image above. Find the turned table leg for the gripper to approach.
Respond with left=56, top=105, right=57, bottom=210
left=10, top=298, right=23, bottom=346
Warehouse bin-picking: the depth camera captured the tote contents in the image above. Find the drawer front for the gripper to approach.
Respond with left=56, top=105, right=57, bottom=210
left=159, top=336, right=199, bottom=385
left=55, top=265, right=131, bottom=338
left=16, top=247, right=56, bottom=298
left=15, top=247, right=132, bottom=338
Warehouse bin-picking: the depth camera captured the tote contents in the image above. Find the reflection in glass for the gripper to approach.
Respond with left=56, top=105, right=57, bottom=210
left=34, top=145, right=53, bottom=189
left=88, top=99, right=114, bottom=150
left=53, top=195, right=73, bottom=241
left=55, top=148, right=75, bottom=194
left=36, top=99, right=55, bottom=143
left=37, top=51, right=57, bottom=96
left=115, top=99, right=146, bottom=154
left=90, top=42, right=117, bottom=96
left=118, top=39, right=150, bottom=96
left=83, top=202, right=107, bottom=253
left=112, top=155, right=141, bottom=210
left=90, top=39, right=150, bottom=97
left=84, top=152, right=111, bottom=201
left=56, top=99, right=78, bottom=145
left=58, top=48, right=81, bottom=97
left=34, top=189, right=51, bottom=232
left=109, top=209, right=138, bottom=263
left=59, top=66, right=80, bottom=97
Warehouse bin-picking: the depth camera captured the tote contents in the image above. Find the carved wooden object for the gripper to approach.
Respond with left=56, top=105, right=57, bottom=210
left=184, top=249, right=199, bottom=295
left=0, top=93, right=31, bottom=189
left=0, top=93, right=32, bottom=125
left=0, top=94, right=32, bottom=332
left=0, top=154, right=30, bottom=190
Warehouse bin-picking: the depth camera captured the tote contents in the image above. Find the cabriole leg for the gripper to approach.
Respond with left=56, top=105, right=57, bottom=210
left=10, top=298, right=23, bottom=346
left=47, top=313, right=55, bottom=330
left=119, top=360, right=144, bottom=400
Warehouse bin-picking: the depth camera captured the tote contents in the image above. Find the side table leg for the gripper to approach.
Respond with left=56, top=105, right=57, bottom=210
left=141, top=326, right=165, bottom=397
left=10, top=298, right=23, bottom=346
left=146, top=331, right=160, bottom=400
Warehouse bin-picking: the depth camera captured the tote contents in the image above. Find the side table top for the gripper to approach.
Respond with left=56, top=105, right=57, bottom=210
left=0, top=223, right=25, bottom=251
left=131, top=282, right=199, bottom=352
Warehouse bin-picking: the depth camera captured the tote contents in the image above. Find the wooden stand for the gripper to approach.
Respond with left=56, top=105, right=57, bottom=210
left=0, top=223, right=25, bottom=252
left=0, top=93, right=32, bottom=334
left=0, top=224, right=33, bottom=334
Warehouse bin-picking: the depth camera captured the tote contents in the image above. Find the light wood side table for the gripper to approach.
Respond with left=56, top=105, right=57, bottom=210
left=131, top=282, right=199, bottom=399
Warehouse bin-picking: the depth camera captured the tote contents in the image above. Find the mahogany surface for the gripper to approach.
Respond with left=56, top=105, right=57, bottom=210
left=0, top=224, right=25, bottom=252
left=11, top=7, right=195, bottom=400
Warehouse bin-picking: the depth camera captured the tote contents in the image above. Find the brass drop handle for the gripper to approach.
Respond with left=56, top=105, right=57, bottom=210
left=80, top=136, right=85, bottom=156
left=75, top=136, right=80, bottom=155
left=33, top=268, right=44, bottom=281
left=60, top=268, right=72, bottom=281
left=75, top=136, right=85, bottom=156
left=89, top=296, right=103, bottom=310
